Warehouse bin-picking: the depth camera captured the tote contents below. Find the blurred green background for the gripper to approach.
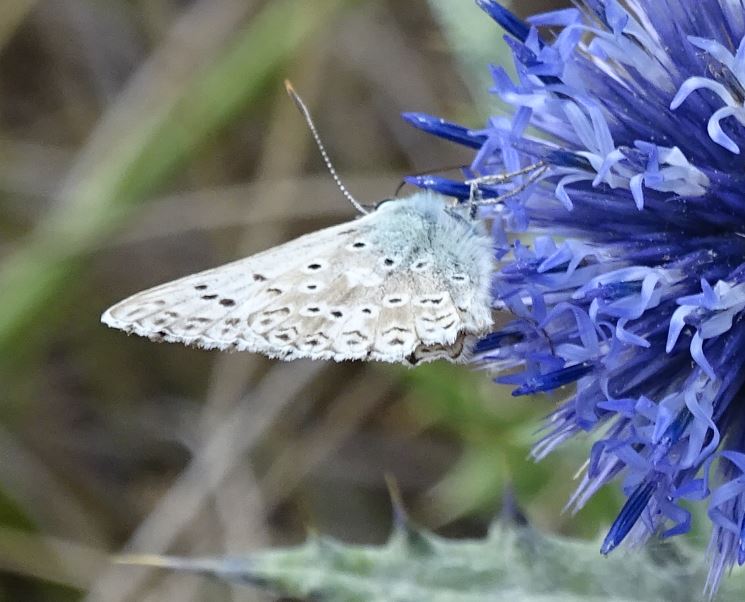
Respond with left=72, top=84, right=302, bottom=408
left=0, top=1, right=642, bottom=600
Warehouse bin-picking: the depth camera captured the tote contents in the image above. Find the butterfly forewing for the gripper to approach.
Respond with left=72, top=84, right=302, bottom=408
left=102, top=192, right=495, bottom=365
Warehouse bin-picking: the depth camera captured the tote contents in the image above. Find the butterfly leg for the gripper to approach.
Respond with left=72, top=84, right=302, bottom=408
left=468, top=180, right=484, bottom=218
left=467, top=161, right=546, bottom=187
left=469, top=164, right=549, bottom=208
left=466, top=161, right=547, bottom=213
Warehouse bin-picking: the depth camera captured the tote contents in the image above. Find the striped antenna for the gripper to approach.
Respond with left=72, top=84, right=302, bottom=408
left=285, top=80, right=368, bottom=215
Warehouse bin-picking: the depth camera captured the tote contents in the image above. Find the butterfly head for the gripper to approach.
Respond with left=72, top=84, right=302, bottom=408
left=371, top=191, right=483, bottom=234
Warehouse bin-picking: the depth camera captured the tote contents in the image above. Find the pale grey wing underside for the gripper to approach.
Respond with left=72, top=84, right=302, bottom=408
left=102, top=194, right=495, bottom=365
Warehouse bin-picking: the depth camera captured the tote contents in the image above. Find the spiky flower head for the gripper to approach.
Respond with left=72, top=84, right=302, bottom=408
left=406, top=0, right=745, bottom=594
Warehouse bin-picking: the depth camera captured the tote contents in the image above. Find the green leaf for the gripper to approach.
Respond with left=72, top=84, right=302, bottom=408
left=117, top=519, right=745, bottom=601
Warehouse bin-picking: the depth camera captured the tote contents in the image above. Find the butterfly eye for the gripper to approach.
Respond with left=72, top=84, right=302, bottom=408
left=373, top=197, right=396, bottom=209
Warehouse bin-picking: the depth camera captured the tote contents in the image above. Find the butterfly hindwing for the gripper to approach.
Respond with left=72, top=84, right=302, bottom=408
left=102, top=192, right=495, bottom=364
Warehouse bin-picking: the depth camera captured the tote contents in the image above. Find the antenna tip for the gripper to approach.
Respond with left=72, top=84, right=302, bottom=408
left=284, top=79, right=303, bottom=110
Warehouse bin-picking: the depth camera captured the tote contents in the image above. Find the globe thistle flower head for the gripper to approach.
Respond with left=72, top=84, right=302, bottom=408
left=406, top=0, right=745, bottom=594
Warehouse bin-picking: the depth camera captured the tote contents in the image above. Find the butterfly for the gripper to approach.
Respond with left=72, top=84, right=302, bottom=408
left=101, top=191, right=495, bottom=365
left=102, top=81, right=507, bottom=365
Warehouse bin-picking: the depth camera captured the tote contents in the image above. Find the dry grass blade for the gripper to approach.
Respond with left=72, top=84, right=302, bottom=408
left=199, top=44, right=332, bottom=602
left=0, top=424, right=106, bottom=546
left=84, top=360, right=325, bottom=602
left=259, top=368, right=398, bottom=511
left=0, top=526, right=105, bottom=590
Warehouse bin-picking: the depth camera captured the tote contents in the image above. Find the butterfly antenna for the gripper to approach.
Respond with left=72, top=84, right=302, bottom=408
left=393, top=163, right=470, bottom=197
left=285, top=80, right=369, bottom=215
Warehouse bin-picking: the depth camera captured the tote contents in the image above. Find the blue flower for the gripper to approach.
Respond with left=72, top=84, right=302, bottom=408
left=407, top=0, right=745, bottom=594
